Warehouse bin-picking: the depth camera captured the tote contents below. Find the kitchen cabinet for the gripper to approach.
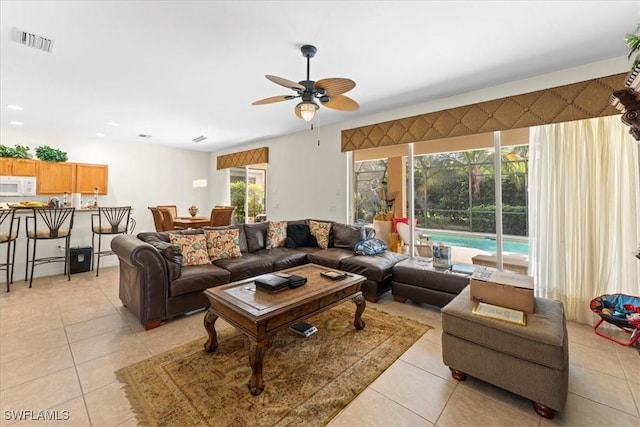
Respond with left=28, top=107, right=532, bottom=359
left=0, top=158, right=38, bottom=176
left=75, top=163, right=108, bottom=194
left=37, top=161, right=76, bottom=194
left=36, top=161, right=109, bottom=195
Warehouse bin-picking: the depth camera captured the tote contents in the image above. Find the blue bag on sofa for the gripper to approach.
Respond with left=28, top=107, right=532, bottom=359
left=354, top=238, right=387, bottom=255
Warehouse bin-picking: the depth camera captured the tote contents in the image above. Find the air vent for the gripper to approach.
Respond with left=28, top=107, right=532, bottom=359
left=13, top=28, right=54, bottom=53
left=192, top=135, right=208, bottom=143
left=138, top=134, right=152, bottom=138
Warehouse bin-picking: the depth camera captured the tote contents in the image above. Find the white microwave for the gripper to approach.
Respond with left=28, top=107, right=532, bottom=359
left=0, top=176, right=37, bottom=197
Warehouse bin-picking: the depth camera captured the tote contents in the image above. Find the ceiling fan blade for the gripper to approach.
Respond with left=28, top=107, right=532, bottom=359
left=321, top=94, right=359, bottom=111
left=252, top=95, right=297, bottom=105
left=266, top=75, right=305, bottom=91
left=315, top=78, right=356, bottom=97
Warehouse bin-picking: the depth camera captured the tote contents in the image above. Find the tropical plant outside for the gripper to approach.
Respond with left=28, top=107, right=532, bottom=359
left=230, top=181, right=265, bottom=223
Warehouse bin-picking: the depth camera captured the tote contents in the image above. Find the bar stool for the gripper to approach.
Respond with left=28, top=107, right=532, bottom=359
left=91, top=206, right=132, bottom=276
left=0, top=209, right=20, bottom=292
left=24, top=207, right=75, bottom=288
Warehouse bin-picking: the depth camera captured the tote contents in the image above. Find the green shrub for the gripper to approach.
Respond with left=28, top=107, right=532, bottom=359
left=0, top=144, right=30, bottom=158
left=35, top=145, right=68, bottom=162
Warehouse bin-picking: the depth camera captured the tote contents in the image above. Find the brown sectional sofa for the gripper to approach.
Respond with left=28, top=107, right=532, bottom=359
left=111, top=219, right=408, bottom=329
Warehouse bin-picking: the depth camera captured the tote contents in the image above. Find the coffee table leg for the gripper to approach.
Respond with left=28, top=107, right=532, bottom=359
left=248, top=339, right=265, bottom=395
left=203, top=308, right=219, bottom=353
left=352, top=294, right=366, bottom=330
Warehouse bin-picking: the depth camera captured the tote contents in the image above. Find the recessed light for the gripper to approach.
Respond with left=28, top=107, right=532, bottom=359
left=108, top=122, right=119, bottom=127
left=137, top=134, right=152, bottom=138
left=96, top=133, right=105, bottom=137
left=7, top=105, right=22, bottom=110
left=10, top=121, right=23, bottom=126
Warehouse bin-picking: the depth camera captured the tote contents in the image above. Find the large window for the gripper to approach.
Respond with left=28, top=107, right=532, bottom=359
left=230, top=166, right=266, bottom=223
left=412, top=146, right=528, bottom=236
left=354, top=145, right=529, bottom=237
left=353, top=160, right=388, bottom=224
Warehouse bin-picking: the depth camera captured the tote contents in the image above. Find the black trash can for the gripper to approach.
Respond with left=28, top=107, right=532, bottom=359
left=70, top=246, right=92, bottom=274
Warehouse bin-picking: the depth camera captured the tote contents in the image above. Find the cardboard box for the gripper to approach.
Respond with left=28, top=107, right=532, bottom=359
left=469, top=267, right=535, bottom=313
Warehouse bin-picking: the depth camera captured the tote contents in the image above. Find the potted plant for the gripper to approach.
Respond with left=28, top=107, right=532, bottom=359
left=35, top=145, right=68, bottom=162
left=0, top=144, right=30, bottom=158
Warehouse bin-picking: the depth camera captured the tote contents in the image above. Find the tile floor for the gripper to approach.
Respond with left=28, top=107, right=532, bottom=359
left=1, top=267, right=639, bottom=426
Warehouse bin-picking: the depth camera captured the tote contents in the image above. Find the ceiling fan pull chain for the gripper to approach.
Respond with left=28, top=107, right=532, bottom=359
left=317, top=110, right=321, bottom=146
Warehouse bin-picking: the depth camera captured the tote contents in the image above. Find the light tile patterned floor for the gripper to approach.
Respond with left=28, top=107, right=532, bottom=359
left=1, top=267, right=639, bottom=426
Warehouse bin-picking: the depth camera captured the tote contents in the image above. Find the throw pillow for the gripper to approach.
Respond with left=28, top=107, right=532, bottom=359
left=168, top=233, right=210, bottom=266
left=266, top=221, right=287, bottom=249
left=285, top=223, right=312, bottom=248
left=332, top=223, right=366, bottom=248
left=205, top=229, right=243, bottom=261
left=309, top=220, right=331, bottom=249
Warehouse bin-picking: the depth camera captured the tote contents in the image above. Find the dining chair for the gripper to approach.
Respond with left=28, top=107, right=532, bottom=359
left=0, top=209, right=20, bottom=292
left=91, top=206, right=132, bottom=276
left=24, top=207, right=75, bottom=288
left=209, top=206, right=235, bottom=227
left=157, top=205, right=178, bottom=218
left=148, top=207, right=165, bottom=232
left=158, top=207, right=177, bottom=231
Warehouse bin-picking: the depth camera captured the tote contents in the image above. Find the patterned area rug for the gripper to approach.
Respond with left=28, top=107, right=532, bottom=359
left=116, top=304, right=431, bottom=426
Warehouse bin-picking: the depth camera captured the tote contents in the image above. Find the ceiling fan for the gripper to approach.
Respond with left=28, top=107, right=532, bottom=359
left=252, top=44, right=359, bottom=122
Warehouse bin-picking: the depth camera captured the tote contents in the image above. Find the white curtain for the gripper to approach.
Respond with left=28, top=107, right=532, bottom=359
left=529, top=116, right=640, bottom=324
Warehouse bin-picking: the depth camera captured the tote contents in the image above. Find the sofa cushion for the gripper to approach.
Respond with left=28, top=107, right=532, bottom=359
left=205, top=229, right=242, bottom=261
left=332, top=223, right=366, bottom=249
left=266, top=221, right=287, bottom=249
left=213, top=253, right=273, bottom=281
left=306, top=248, right=355, bottom=270
left=168, top=233, right=210, bottom=266
left=309, top=220, right=332, bottom=249
left=340, top=251, right=409, bottom=283
left=285, top=223, right=312, bottom=248
left=169, top=264, right=231, bottom=297
left=253, top=247, right=309, bottom=270
left=245, top=222, right=269, bottom=252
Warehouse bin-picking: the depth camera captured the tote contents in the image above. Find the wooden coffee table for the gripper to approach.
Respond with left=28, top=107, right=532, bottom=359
left=202, top=263, right=366, bottom=395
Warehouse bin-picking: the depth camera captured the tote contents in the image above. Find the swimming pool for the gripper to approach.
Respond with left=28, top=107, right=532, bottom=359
left=422, top=231, right=529, bottom=255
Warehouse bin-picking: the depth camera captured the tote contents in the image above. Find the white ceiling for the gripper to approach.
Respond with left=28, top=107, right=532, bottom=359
left=1, top=1, right=639, bottom=153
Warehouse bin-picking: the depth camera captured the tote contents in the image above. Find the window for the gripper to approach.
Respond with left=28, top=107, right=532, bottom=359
left=354, top=159, right=388, bottom=224
left=230, top=166, right=266, bottom=223
left=412, top=146, right=528, bottom=236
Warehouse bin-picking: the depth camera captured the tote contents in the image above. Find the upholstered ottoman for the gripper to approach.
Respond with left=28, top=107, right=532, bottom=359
left=391, top=257, right=469, bottom=307
left=441, top=286, right=568, bottom=419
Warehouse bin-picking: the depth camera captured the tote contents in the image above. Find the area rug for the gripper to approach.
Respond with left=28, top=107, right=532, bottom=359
left=116, top=304, right=431, bottom=426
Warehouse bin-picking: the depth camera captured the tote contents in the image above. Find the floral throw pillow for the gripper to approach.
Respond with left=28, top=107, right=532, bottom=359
left=205, top=229, right=243, bottom=261
left=168, top=233, right=210, bottom=266
left=266, top=221, right=288, bottom=249
left=309, top=220, right=332, bottom=249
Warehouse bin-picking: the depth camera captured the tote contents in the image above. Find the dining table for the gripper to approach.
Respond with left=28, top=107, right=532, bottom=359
left=173, top=216, right=210, bottom=229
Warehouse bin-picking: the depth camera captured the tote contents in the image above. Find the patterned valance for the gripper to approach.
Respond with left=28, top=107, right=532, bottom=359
left=341, top=73, right=626, bottom=152
left=216, top=147, right=269, bottom=169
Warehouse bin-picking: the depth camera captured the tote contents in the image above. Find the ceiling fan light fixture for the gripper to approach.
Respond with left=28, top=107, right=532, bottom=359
left=298, top=101, right=318, bottom=122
